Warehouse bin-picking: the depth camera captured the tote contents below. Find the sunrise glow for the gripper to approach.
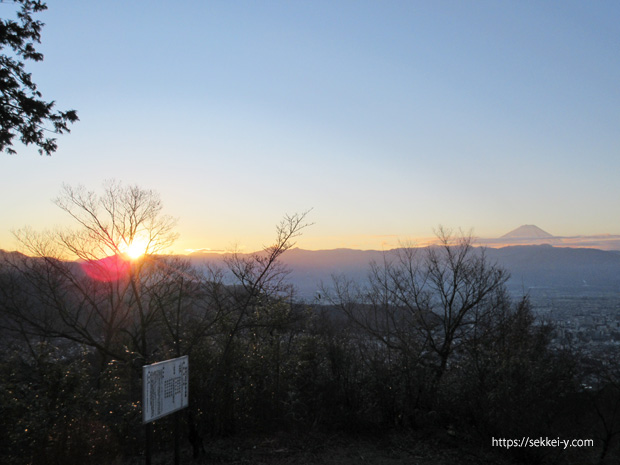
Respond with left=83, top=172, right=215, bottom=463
left=120, top=238, right=149, bottom=260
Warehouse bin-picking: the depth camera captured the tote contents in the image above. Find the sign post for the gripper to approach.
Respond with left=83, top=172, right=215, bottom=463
left=143, top=355, right=189, bottom=424
left=143, top=356, right=189, bottom=464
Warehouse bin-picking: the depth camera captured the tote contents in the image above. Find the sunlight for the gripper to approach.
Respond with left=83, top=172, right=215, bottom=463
left=120, top=237, right=149, bottom=260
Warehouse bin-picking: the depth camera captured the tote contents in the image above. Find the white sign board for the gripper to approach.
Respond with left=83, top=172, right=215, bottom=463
left=142, top=355, right=189, bottom=424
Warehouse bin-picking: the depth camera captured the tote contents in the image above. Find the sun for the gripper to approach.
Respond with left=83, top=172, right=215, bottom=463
left=120, top=238, right=149, bottom=260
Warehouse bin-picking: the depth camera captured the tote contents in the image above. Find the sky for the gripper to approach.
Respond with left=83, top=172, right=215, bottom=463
left=1, top=1, right=619, bottom=254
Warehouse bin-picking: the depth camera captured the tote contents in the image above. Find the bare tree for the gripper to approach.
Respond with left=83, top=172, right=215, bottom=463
left=53, top=180, right=177, bottom=260
left=326, top=227, right=508, bottom=390
left=195, top=211, right=312, bottom=434
left=217, top=210, right=313, bottom=358
left=6, top=181, right=181, bottom=366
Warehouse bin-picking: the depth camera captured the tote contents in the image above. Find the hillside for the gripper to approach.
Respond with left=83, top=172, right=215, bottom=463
left=188, top=245, right=620, bottom=300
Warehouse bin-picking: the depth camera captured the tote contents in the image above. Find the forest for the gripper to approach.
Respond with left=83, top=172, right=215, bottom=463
left=1, top=183, right=619, bottom=465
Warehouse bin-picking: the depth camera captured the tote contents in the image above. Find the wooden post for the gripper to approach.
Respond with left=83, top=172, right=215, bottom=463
left=145, top=422, right=152, bottom=465
left=174, top=410, right=181, bottom=465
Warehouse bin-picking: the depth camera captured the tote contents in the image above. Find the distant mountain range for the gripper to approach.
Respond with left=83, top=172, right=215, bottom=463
left=4, top=225, right=620, bottom=301
left=185, top=225, right=620, bottom=299
left=188, top=243, right=620, bottom=300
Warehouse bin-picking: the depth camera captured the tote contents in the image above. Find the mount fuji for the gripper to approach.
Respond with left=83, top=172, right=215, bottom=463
left=501, top=225, right=554, bottom=239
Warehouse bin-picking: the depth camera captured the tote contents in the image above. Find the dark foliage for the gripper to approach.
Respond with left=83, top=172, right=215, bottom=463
left=0, top=0, right=77, bottom=155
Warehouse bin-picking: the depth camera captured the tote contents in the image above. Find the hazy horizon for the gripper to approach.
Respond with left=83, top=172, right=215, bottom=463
left=5, top=223, right=620, bottom=256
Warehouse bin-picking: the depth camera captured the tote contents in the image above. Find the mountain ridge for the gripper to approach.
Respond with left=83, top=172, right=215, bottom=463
left=185, top=244, right=620, bottom=299
left=5, top=245, right=620, bottom=300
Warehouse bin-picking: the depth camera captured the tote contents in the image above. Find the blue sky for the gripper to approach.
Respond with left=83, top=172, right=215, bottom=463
left=1, top=1, right=619, bottom=253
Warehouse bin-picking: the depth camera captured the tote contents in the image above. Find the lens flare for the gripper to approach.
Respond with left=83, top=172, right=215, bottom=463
left=81, top=255, right=130, bottom=282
